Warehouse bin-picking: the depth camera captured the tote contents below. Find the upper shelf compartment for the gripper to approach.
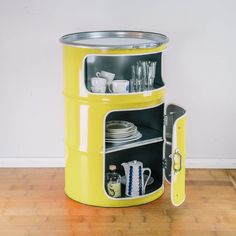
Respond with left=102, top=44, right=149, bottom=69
left=84, top=53, right=164, bottom=95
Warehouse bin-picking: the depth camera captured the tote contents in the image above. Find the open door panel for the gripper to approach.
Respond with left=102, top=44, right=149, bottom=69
left=164, top=104, right=186, bottom=206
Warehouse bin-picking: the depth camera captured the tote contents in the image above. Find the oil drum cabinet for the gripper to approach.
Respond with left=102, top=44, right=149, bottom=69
left=60, top=31, right=186, bottom=207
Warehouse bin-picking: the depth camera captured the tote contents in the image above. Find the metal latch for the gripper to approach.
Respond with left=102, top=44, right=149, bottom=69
left=170, top=149, right=182, bottom=175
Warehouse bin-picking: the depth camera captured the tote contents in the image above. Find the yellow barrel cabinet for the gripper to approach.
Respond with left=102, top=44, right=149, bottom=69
left=60, top=31, right=186, bottom=207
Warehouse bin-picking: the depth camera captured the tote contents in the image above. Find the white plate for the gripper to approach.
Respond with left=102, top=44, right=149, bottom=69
left=106, top=120, right=135, bottom=133
left=106, top=130, right=140, bottom=141
left=121, top=175, right=154, bottom=186
left=105, top=131, right=142, bottom=143
left=106, top=125, right=137, bottom=135
left=106, top=127, right=137, bottom=139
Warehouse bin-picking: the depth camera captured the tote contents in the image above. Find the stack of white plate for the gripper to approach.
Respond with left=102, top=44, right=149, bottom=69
left=105, top=120, right=142, bottom=144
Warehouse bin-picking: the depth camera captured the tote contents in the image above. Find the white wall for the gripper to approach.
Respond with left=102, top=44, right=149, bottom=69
left=0, top=0, right=236, bottom=167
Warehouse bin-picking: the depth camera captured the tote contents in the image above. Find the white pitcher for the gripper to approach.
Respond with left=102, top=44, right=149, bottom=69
left=121, top=160, right=151, bottom=197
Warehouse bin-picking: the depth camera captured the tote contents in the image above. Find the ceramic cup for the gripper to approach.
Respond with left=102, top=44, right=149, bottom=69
left=90, top=77, right=107, bottom=93
left=96, top=71, right=115, bottom=85
left=108, top=80, right=129, bottom=93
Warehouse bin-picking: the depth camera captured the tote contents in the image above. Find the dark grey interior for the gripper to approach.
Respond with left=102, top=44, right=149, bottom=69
left=85, top=53, right=164, bottom=92
left=105, top=104, right=164, bottom=197
left=106, top=104, right=164, bottom=131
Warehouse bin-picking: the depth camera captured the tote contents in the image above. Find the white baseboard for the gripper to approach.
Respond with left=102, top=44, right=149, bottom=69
left=0, top=156, right=65, bottom=168
left=0, top=156, right=236, bottom=169
left=186, top=158, right=236, bottom=169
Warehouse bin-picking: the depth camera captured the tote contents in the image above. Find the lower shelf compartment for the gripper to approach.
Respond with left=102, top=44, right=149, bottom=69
left=105, top=142, right=163, bottom=199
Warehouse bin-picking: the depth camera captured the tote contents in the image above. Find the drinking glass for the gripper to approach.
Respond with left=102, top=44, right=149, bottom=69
left=147, top=62, right=157, bottom=90
left=135, top=64, right=142, bottom=92
left=130, top=65, right=136, bottom=92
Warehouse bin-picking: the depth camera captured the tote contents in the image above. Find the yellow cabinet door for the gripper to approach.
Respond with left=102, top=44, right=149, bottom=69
left=164, top=104, right=186, bottom=206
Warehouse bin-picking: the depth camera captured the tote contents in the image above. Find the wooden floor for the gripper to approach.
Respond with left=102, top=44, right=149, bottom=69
left=0, top=169, right=235, bottom=236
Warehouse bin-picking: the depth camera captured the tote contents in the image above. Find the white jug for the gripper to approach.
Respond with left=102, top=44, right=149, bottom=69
left=121, top=160, right=151, bottom=197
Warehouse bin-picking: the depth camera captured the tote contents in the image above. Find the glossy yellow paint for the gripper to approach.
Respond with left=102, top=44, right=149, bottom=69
left=63, top=44, right=169, bottom=207
left=171, top=115, right=186, bottom=206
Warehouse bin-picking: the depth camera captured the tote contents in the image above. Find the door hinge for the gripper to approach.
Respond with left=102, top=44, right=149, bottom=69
left=164, top=112, right=175, bottom=127
left=162, top=159, right=167, bottom=169
left=163, top=115, right=168, bottom=126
